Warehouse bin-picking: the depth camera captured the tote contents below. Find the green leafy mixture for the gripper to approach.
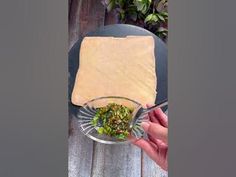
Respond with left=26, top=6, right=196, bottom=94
left=91, top=103, right=134, bottom=140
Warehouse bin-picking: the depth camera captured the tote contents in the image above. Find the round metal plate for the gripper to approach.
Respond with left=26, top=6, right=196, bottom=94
left=69, top=24, right=167, bottom=115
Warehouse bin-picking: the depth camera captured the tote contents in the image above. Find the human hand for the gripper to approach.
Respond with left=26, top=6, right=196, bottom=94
left=132, top=105, right=168, bottom=171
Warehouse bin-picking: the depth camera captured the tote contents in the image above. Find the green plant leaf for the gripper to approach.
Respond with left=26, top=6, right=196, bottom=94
left=126, top=4, right=138, bottom=21
left=129, top=11, right=138, bottom=21
left=161, top=11, right=168, bottom=17
left=115, top=0, right=125, bottom=8
left=107, top=0, right=115, bottom=12
left=162, top=32, right=167, bottom=36
left=119, top=11, right=125, bottom=21
left=156, top=0, right=168, bottom=12
left=144, top=13, right=159, bottom=23
left=157, top=14, right=165, bottom=22
left=136, top=2, right=145, bottom=11
left=144, top=14, right=152, bottom=23
left=158, top=27, right=168, bottom=32
left=134, top=0, right=151, bottom=14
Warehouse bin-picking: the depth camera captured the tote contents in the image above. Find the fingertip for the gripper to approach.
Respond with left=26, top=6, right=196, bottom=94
left=132, top=138, right=147, bottom=148
left=153, top=108, right=168, bottom=127
left=141, top=122, right=150, bottom=132
left=153, top=108, right=164, bottom=116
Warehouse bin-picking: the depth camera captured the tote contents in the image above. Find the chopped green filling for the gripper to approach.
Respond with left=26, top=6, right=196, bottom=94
left=91, top=103, right=133, bottom=140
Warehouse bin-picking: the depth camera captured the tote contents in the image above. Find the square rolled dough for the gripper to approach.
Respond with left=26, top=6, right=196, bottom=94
left=71, top=36, right=157, bottom=107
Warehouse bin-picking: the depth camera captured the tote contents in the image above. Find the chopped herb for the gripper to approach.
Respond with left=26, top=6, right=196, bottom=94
left=91, top=103, right=133, bottom=140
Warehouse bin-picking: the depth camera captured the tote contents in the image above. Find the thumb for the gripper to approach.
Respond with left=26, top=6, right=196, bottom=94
left=141, top=122, right=168, bottom=144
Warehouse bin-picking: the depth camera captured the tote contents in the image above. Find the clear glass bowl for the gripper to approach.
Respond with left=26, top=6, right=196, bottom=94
left=76, top=96, right=146, bottom=144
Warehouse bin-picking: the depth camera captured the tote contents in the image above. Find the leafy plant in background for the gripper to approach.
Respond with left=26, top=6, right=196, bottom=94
left=101, top=0, right=168, bottom=42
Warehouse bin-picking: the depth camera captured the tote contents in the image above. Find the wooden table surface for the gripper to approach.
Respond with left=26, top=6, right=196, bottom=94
left=68, top=1, right=167, bottom=177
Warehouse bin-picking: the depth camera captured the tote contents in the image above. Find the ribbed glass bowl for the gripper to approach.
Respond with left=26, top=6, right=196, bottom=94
left=76, top=96, right=146, bottom=144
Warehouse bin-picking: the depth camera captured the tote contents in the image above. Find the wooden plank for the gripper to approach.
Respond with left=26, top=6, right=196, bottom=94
left=69, top=0, right=72, bottom=13
left=142, top=151, right=168, bottom=177
left=69, top=0, right=83, bottom=50
left=68, top=115, right=94, bottom=177
left=79, top=0, right=105, bottom=37
left=104, top=10, right=118, bottom=25
left=69, top=0, right=105, bottom=50
left=91, top=143, right=142, bottom=177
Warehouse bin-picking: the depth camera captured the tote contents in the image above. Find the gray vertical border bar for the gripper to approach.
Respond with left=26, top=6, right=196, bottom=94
left=0, top=1, right=67, bottom=177
left=169, top=0, right=236, bottom=176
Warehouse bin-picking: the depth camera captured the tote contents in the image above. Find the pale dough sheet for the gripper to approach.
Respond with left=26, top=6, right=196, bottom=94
left=71, top=36, right=157, bottom=107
